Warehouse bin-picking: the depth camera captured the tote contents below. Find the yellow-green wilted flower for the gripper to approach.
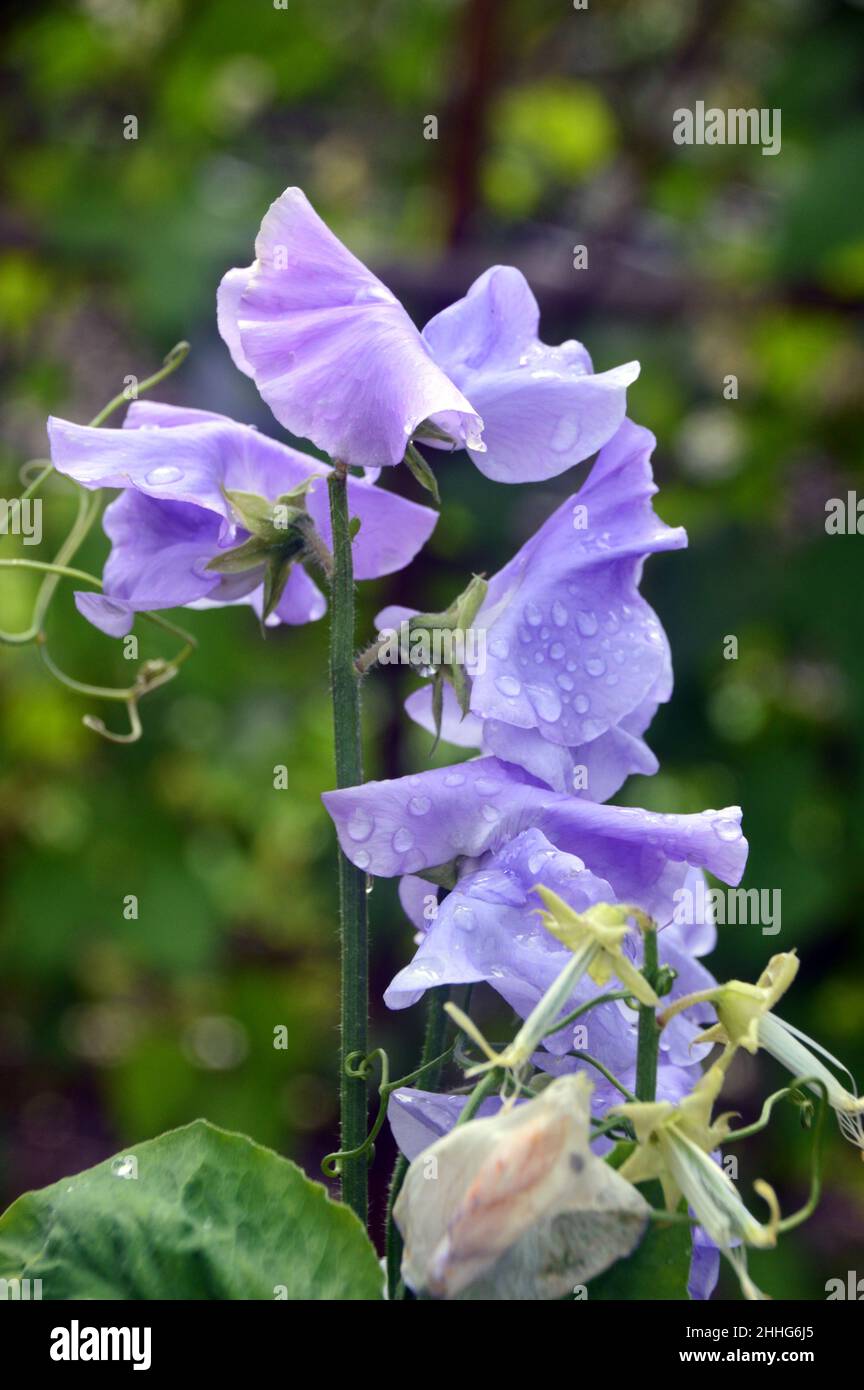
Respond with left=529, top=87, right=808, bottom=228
left=533, top=889, right=659, bottom=1007
left=662, top=951, right=864, bottom=1153
left=445, top=893, right=657, bottom=1079
left=610, top=1057, right=780, bottom=1300
left=393, top=1073, right=650, bottom=1299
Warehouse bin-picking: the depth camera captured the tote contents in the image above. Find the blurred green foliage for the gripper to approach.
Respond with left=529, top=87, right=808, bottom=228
left=1, top=0, right=862, bottom=1296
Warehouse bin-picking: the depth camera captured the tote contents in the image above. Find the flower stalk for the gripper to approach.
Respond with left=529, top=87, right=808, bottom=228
left=327, top=461, right=369, bottom=1227
left=635, top=925, right=660, bottom=1101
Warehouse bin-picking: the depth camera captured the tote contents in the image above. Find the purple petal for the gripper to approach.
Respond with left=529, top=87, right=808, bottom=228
left=74, top=490, right=222, bottom=635
left=216, top=265, right=255, bottom=376
left=404, top=684, right=484, bottom=749
left=469, top=420, right=683, bottom=751
left=384, top=827, right=612, bottom=1012
left=423, top=266, right=638, bottom=482
left=399, top=875, right=435, bottom=934
left=217, top=187, right=483, bottom=468
left=388, top=1088, right=504, bottom=1162
left=688, top=1221, right=724, bottom=1301
left=322, top=756, right=748, bottom=906
left=49, top=416, right=236, bottom=528
left=308, top=475, right=437, bottom=581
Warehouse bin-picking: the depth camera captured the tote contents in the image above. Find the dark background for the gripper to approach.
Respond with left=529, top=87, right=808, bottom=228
left=1, top=0, right=862, bottom=1298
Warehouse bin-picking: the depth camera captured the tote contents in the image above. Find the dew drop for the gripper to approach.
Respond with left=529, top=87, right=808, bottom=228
left=355, top=849, right=371, bottom=869
left=526, top=684, right=562, bottom=722
left=524, top=602, right=543, bottom=627
left=575, top=610, right=598, bottom=637
left=408, top=796, right=431, bottom=816
left=488, top=636, right=510, bottom=659
left=552, top=600, right=568, bottom=627
left=347, top=808, right=374, bottom=842
left=444, top=771, right=465, bottom=787
left=393, top=827, right=415, bottom=853
left=453, top=906, right=476, bottom=933
left=585, top=657, right=606, bottom=677
left=495, top=674, right=522, bottom=699
left=145, top=465, right=183, bottom=486
left=713, top=817, right=742, bottom=842
left=574, top=694, right=590, bottom=714
left=550, top=417, right=580, bottom=453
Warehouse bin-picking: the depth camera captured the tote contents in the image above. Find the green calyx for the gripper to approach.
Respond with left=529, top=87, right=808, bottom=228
left=408, top=573, right=488, bottom=740
left=207, top=482, right=331, bottom=624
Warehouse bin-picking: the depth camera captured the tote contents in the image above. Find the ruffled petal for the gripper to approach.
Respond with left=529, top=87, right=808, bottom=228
left=307, top=474, right=437, bottom=581
left=384, top=828, right=612, bottom=1012
left=323, top=756, right=748, bottom=907
left=218, top=187, right=483, bottom=468
left=51, top=406, right=437, bottom=635
left=423, top=265, right=638, bottom=482
left=469, top=420, right=684, bottom=751
left=74, top=490, right=222, bottom=636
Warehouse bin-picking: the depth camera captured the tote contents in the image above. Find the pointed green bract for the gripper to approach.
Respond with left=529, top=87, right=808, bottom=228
left=0, top=1120, right=383, bottom=1300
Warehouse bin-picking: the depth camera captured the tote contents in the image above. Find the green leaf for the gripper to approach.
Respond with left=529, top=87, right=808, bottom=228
left=0, top=1119, right=383, bottom=1300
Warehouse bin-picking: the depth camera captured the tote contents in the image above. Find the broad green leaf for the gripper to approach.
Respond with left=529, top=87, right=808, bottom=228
left=0, top=1119, right=383, bottom=1301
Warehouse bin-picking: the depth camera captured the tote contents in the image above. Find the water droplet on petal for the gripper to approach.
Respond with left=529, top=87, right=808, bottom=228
left=453, top=905, right=476, bottom=932
left=524, top=602, right=543, bottom=627
left=585, top=657, right=606, bottom=677
left=576, top=610, right=598, bottom=637
left=488, top=636, right=509, bottom=659
left=526, top=684, right=562, bottom=722
left=574, top=694, right=590, bottom=714
left=495, top=674, right=522, bottom=698
left=354, top=849, right=371, bottom=869
left=481, top=804, right=500, bottom=823
left=112, top=1156, right=136, bottom=1180
left=409, top=796, right=431, bottom=816
left=550, top=417, right=580, bottom=453
left=550, top=642, right=565, bottom=660
left=145, top=465, right=183, bottom=486
left=393, top=827, right=414, bottom=853
left=713, top=816, right=742, bottom=842
left=347, top=808, right=374, bottom=842
left=444, top=771, right=465, bottom=787
left=552, top=600, right=568, bottom=627
left=474, top=777, right=500, bottom=796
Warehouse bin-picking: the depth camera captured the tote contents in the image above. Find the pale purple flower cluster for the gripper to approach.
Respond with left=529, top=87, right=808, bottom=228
left=49, top=187, right=639, bottom=636
left=50, top=186, right=744, bottom=1297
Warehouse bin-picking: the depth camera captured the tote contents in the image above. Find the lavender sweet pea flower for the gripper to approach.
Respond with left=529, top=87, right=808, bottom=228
left=323, top=756, right=747, bottom=901
left=217, top=186, right=484, bottom=469
left=422, top=265, right=639, bottom=483
left=390, top=419, right=684, bottom=799
left=323, top=756, right=745, bottom=1045
left=47, top=401, right=437, bottom=637
left=218, top=188, right=638, bottom=480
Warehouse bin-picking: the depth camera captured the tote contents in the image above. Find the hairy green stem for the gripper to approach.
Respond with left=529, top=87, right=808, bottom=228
left=385, top=986, right=450, bottom=1299
left=635, top=929, right=660, bottom=1102
left=327, top=463, right=369, bottom=1228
